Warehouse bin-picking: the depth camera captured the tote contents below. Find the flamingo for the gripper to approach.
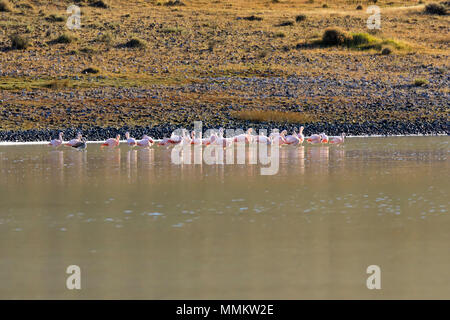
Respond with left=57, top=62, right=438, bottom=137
left=233, top=128, right=253, bottom=144
left=65, top=132, right=82, bottom=147
left=202, top=131, right=218, bottom=145
left=320, top=132, right=329, bottom=143
left=71, top=138, right=87, bottom=151
left=255, top=132, right=271, bottom=145
left=307, top=133, right=322, bottom=144
left=168, top=132, right=182, bottom=145
left=329, top=133, right=345, bottom=144
left=270, top=130, right=287, bottom=146
left=158, top=137, right=171, bottom=146
left=297, top=126, right=305, bottom=143
left=213, top=128, right=233, bottom=148
left=125, top=132, right=137, bottom=147
left=190, top=131, right=202, bottom=145
left=49, top=132, right=64, bottom=147
left=284, top=130, right=301, bottom=145
left=101, top=134, right=120, bottom=148
left=137, top=135, right=154, bottom=147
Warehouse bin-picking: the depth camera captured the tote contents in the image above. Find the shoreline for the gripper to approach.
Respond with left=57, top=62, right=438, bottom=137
left=0, top=121, right=447, bottom=143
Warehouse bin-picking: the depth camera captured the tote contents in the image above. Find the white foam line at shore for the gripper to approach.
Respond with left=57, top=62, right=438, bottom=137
left=0, top=134, right=447, bottom=146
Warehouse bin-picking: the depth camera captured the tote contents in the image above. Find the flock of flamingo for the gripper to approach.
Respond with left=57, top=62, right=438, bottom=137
left=48, top=126, right=345, bottom=150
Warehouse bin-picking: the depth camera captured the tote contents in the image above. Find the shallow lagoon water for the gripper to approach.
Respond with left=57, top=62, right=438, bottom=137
left=0, top=136, right=449, bottom=299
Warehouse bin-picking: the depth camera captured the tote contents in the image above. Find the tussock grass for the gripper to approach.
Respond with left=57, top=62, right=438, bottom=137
left=9, top=34, right=30, bottom=49
left=122, top=38, right=146, bottom=48
left=317, top=29, right=409, bottom=52
left=414, top=78, right=428, bottom=87
left=231, top=110, right=314, bottom=124
left=52, top=33, right=78, bottom=44
left=82, top=67, right=100, bottom=74
left=295, top=14, right=307, bottom=22
left=424, top=3, right=447, bottom=15
left=0, top=0, right=12, bottom=12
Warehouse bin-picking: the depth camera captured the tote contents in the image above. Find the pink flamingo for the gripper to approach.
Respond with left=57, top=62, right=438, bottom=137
left=125, top=132, right=137, bottom=147
left=213, top=128, right=233, bottom=148
left=233, top=128, right=253, bottom=144
left=137, top=135, right=154, bottom=147
left=255, top=132, right=271, bottom=145
left=49, top=132, right=64, bottom=147
left=101, top=134, right=120, bottom=148
left=270, top=130, right=287, bottom=146
left=297, top=126, right=305, bottom=143
left=329, top=133, right=345, bottom=144
left=190, top=131, right=202, bottom=145
left=202, top=131, right=218, bottom=145
left=320, top=132, right=329, bottom=143
left=168, top=132, right=182, bottom=145
left=284, top=130, right=301, bottom=145
left=307, top=133, right=322, bottom=144
left=65, top=132, right=82, bottom=147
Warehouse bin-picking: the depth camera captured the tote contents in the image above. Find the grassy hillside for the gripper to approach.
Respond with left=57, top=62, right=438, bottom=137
left=0, top=0, right=448, bottom=132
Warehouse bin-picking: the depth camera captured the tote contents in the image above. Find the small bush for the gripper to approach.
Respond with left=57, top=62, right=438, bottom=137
left=424, top=3, right=447, bottom=15
left=356, top=5, right=363, bottom=10
left=381, top=47, right=393, bottom=55
left=82, top=67, right=99, bottom=74
left=163, top=0, right=184, bottom=6
left=276, top=20, right=294, bottom=27
left=273, top=31, right=286, bottom=38
left=10, top=34, right=30, bottom=49
left=321, top=28, right=348, bottom=46
left=348, top=33, right=376, bottom=46
left=45, top=14, right=65, bottom=22
left=96, top=32, right=113, bottom=44
left=53, top=33, right=77, bottom=44
left=295, top=14, right=307, bottom=22
left=89, top=0, right=109, bottom=8
left=0, top=0, right=12, bottom=12
left=243, top=15, right=263, bottom=21
left=322, top=3, right=329, bottom=8
left=123, top=38, right=146, bottom=48
left=414, top=78, right=428, bottom=87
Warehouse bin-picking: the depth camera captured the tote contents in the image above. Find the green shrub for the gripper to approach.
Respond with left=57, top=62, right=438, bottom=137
left=163, top=0, right=184, bottom=6
left=414, top=78, right=428, bottom=87
left=89, top=0, right=109, bottom=8
left=424, top=3, right=447, bottom=15
left=53, top=33, right=77, bottom=44
left=273, top=31, right=286, bottom=38
left=82, top=67, right=99, bottom=74
left=276, top=20, right=294, bottom=27
left=322, top=3, right=329, bottom=8
left=321, top=28, right=348, bottom=46
left=348, top=33, right=377, bottom=46
left=243, top=15, right=263, bottom=21
left=10, top=34, right=30, bottom=49
left=381, top=47, right=393, bottom=55
left=0, top=0, right=12, bottom=12
left=96, top=32, right=113, bottom=44
left=295, top=14, right=307, bottom=22
left=123, top=38, right=146, bottom=48
left=356, top=5, right=363, bottom=10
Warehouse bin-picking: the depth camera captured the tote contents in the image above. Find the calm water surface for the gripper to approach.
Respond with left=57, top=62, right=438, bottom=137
left=0, top=136, right=449, bottom=299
